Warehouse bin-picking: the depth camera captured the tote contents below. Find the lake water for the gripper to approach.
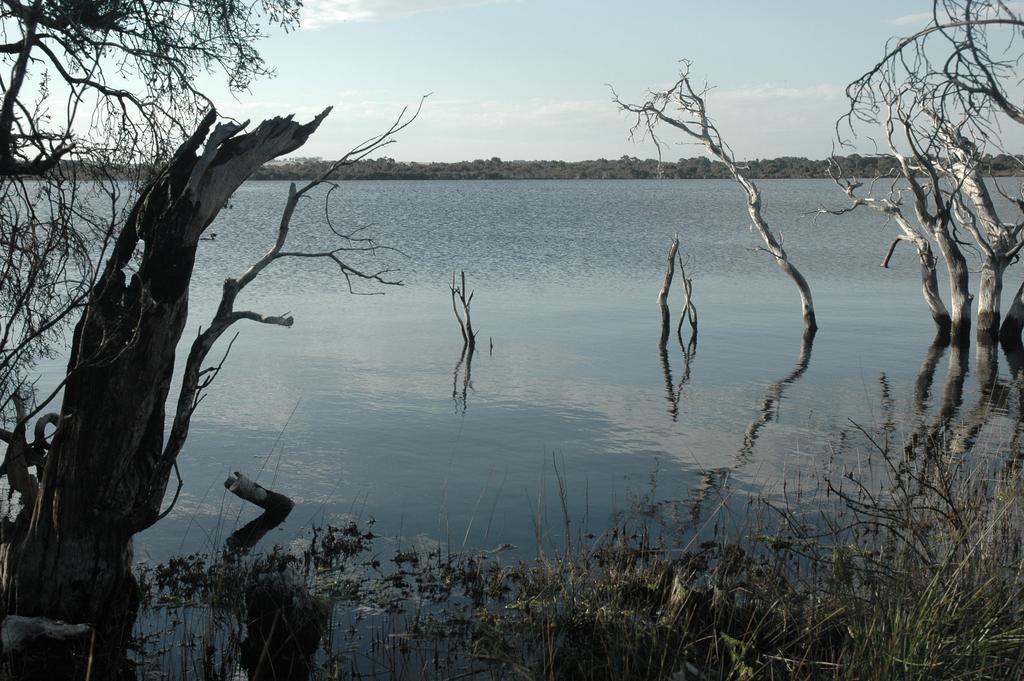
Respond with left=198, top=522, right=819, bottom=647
left=131, top=178, right=1022, bottom=563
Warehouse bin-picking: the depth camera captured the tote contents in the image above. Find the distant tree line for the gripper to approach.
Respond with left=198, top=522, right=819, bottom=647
left=252, top=153, right=1024, bottom=181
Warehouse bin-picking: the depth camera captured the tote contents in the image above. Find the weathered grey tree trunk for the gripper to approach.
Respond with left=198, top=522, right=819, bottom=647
left=906, top=242, right=952, bottom=342
left=613, top=67, right=816, bottom=339
left=932, top=232, right=972, bottom=346
left=977, top=256, right=1007, bottom=345
left=449, top=271, right=477, bottom=352
left=939, top=120, right=1018, bottom=346
left=829, top=173, right=954, bottom=343
left=0, top=110, right=329, bottom=670
left=657, top=236, right=679, bottom=348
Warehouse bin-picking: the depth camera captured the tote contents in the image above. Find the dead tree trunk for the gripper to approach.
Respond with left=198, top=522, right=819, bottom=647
left=0, top=99, right=419, bottom=672
left=449, top=271, right=477, bottom=353
left=614, top=65, right=816, bottom=340
left=657, top=236, right=679, bottom=348
left=933, top=114, right=1018, bottom=346
left=827, top=169, right=954, bottom=343
left=0, top=111, right=329, bottom=635
left=977, top=258, right=1008, bottom=345
left=933, top=232, right=973, bottom=346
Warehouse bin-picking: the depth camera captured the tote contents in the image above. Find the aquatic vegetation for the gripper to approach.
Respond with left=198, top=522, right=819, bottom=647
left=132, top=418, right=1024, bottom=680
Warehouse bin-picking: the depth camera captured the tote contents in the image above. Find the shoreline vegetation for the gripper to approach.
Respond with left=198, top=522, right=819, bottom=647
left=252, top=153, right=1024, bottom=181
left=134, top=416, right=1024, bottom=680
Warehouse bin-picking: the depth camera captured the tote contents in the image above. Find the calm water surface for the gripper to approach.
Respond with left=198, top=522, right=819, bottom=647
left=132, top=179, right=1019, bottom=561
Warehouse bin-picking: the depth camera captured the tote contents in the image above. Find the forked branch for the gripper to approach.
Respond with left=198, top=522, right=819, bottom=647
left=450, top=270, right=477, bottom=352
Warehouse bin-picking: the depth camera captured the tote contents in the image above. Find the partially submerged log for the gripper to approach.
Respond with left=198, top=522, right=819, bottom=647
left=224, top=472, right=295, bottom=551
left=225, top=472, right=295, bottom=515
left=0, top=615, right=91, bottom=654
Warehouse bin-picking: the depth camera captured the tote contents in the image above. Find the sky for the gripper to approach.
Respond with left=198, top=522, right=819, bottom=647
left=202, top=1, right=1020, bottom=162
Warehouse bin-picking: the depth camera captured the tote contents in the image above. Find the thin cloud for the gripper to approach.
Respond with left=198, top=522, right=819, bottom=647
left=301, top=0, right=503, bottom=29
left=712, top=83, right=844, bottom=103
left=321, top=95, right=611, bottom=127
left=888, top=2, right=1024, bottom=25
left=887, top=11, right=935, bottom=26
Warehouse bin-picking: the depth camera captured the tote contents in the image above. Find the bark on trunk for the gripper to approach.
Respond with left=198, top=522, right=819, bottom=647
left=0, top=110, right=328, bottom=648
left=933, top=233, right=972, bottom=346
left=897, top=240, right=951, bottom=343
left=977, top=256, right=1006, bottom=346
left=657, top=237, right=678, bottom=348
left=449, top=271, right=477, bottom=352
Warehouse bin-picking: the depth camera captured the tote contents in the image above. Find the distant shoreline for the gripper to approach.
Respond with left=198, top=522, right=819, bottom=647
left=253, top=154, right=1024, bottom=181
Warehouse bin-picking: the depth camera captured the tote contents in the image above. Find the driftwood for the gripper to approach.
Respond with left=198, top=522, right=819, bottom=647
left=225, top=472, right=294, bottom=514
left=0, top=615, right=91, bottom=654
left=223, top=472, right=295, bottom=551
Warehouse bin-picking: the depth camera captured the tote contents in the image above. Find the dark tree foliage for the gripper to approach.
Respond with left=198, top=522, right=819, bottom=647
left=0, top=0, right=301, bottom=173
left=0, top=0, right=301, bottom=422
left=250, top=154, right=1024, bottom=182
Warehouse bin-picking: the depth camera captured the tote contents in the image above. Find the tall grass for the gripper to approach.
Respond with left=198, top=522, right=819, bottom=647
left=134, top=418, right=1024, bottom=680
